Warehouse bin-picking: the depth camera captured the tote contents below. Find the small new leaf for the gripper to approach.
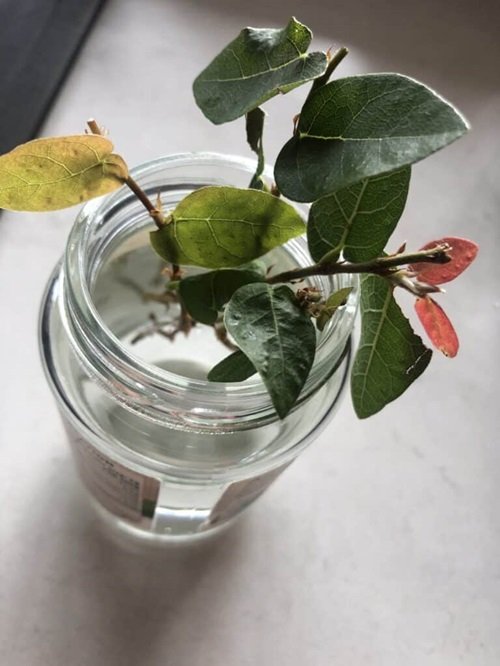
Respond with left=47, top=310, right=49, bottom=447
left=193, top=17, right=327, bottom=124
left=246, top=107, right=265, bottom=154
left=351, top=275, right=432, bottom=418
left=316, top=287, right=353, bottom=331
left=415, top=297, right=459, bottom=357
left=150, top=186, right=305, bottom=269
left=208, top=350, right=257, bottom=382
left=275, top=74, right=468, bottom=201
left=179, top=267, right=265, bottom=325
left=246, top=107, right=266, bottom=190
left=0, top=135, right=128, bottom=211
left=410, top=237, right=479, bottom=285
left=308, top=168, right=410, bottom=263
left=224, top=283, right=316, bottom=418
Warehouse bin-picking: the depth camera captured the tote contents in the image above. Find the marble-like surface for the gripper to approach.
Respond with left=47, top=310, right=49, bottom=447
left=1, top=1, right=499, bottom=663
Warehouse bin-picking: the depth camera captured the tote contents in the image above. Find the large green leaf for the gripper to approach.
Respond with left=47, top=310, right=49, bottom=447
left=0, top=135, right=128, bottom=211
left=193, top=17, right=327, bottom=124
left=150, top=186, right=305, bottom=269
left=179, top=267, right=265, bottom=325
left=307, top=167, right=410, bottom=263
left=351, top=275, right=432, bottom=418
left=207, top=350, right=257, bottom=382
left=275, top=74, right=468, bottom=202
left=224, top=283, right=316, bottom=418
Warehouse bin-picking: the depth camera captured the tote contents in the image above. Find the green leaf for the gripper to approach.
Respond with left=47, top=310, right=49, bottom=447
left=306, top=46, right=349, bottom=98
left=246, top=107, right=265, bottom=154
left=316, top=287, right=353, bottom=331
left=224, top=283, right=316, bottom=418
left=0, top=135, right=128, bottom=211
left=179, top=267, right=265, bottom=325
left=193, top=17, right=327, bottom=124
left=351, top=275, right=432, bottom=418
left=275, top=74, right=468, bottom=202
left=308, top=168, right=410, bottom=263
left=207, top=350, right=257, bottom=382
left=246, top=107, right=266, bottom=190
left=243, top=259, right=268, bottom=275
left=150, top=186, right=305, bottom=269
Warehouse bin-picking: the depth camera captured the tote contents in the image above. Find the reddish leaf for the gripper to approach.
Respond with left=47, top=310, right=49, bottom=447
left=415, top=297, right=459, bottom=357
left=410, top=237, right=478, bottom=285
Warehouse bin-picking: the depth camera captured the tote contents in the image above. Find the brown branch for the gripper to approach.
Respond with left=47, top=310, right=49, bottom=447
left=267, top=245, right=451, bottom=284
left=86, top=118, right=166, bottom=230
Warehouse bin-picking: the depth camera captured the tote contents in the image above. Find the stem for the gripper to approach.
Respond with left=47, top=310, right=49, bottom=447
left=86, top=118, right=101, bottom=135
left=86, top=118, right=166, bottom=230
left=388, top=273, right=442, bottom=297
left=123, top=174, right=167, bottom=230
left=307, top=46, right=349, bottom=100
left=214, top=321, right=238, bottom=352
left=267, top=245, right=451, bottom=284
left=246, top=108, right=266, bottom=190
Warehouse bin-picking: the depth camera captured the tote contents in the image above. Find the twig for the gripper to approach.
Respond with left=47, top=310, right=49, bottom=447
left=306, top=46, right=349, bottom=102
left=267, top=245, right=451, bottom=284
left=87, top=118, right=166, bottom=230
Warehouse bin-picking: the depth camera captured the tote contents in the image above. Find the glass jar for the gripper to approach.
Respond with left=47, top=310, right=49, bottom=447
left=39, top=153, right=358, bottom=543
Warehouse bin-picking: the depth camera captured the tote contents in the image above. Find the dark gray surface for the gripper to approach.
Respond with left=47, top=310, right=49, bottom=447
left=0, top=0, right=105, bottom=153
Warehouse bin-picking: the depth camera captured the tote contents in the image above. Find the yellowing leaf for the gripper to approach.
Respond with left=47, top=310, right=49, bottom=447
left=0, top=135, right=128, bottom=211
left=150, top=186, right=305, bottom=269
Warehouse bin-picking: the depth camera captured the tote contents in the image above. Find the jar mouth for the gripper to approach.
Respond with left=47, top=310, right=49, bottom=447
left=62, top=152, right=359, bottom=425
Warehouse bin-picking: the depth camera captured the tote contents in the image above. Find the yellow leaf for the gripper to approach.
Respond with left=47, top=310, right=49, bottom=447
left=0, top=135, right=129, bottom=211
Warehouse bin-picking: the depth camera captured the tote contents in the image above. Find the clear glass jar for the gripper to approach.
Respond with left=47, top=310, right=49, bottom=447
left=39, top=153, right=358, bottom=543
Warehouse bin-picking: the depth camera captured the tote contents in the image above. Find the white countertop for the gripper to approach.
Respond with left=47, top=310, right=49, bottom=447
left=1, top=1, right=499, bottom=664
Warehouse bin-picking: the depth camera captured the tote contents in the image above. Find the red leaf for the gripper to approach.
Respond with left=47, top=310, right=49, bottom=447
left=410, top=237, right=478, bottom=285
left=415, top=297, right=459, bottom=357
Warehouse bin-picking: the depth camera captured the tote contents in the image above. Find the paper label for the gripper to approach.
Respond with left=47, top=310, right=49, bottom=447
left=208, top=463, right=290, bottom=526
left=65, top=423, right=160, bottom=524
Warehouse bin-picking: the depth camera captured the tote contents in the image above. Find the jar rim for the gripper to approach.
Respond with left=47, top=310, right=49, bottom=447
left=63, top=152, right=359, bottom=425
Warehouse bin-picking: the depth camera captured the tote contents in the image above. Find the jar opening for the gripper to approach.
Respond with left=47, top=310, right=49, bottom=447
left=60, top=153, right=358, bottom=427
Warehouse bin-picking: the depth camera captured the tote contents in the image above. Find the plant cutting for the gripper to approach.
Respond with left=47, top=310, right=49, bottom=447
left=1, top=19, right=478, bottom=538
